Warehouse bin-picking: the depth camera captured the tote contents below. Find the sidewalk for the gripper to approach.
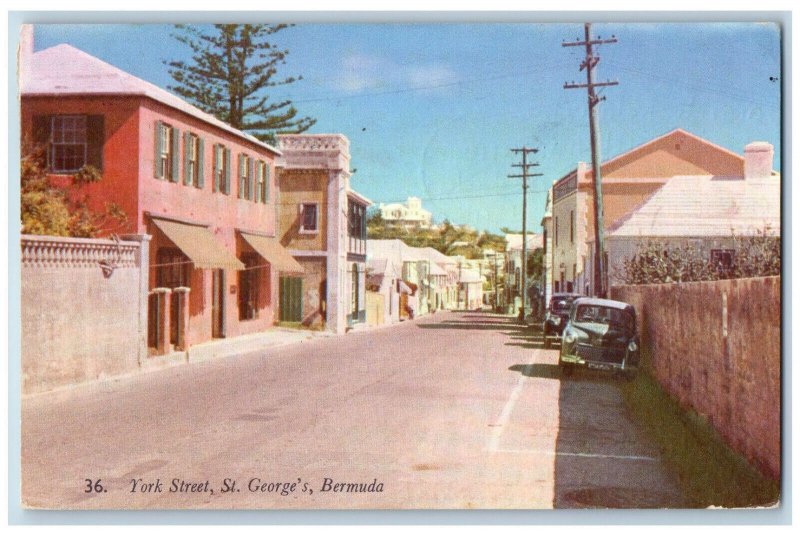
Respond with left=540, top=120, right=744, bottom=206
left=25, top=327, right=337, bottom=399
left=142, top=326, right=336, bottom=372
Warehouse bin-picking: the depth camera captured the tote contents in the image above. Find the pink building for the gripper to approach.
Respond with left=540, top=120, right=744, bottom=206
left=20, top=38, right=303, bottom=352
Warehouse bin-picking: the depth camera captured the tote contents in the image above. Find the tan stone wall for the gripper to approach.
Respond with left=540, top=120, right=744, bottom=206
left=611, top=277, right=781, bottom=479
left=21, top=235, right=148, bottom=394
left=277, top=170, right=327, bottom=251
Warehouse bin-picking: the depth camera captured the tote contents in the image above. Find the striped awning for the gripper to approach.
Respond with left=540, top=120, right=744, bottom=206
left=240, top=232, right=304, bottom=274
left=151, top=217, right=244, bottom=271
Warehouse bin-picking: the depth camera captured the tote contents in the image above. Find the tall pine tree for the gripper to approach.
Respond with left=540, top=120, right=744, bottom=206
left=165, top=24, right=315, bottom=144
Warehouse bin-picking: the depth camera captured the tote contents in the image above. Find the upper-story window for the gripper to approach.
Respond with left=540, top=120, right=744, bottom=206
left=238, top=154, right=253, bottom=200
left=32, top=114, right=104, bottom=174
left=254, top=160, right=269, bottom=203
left=300, top=203, right=318, bottom=233
left=555, top=216, right=559, bottom=246
left=183, top=133, right=204, bottom=188
left=154, top=120, right=180, bottom=181
left=50, top=115, right=87, bottom=172
left=570, top=210, right=574, bottom=243
left=348, top=202, right=366, bottom=240
left=213, top=144, right=231, bottom=194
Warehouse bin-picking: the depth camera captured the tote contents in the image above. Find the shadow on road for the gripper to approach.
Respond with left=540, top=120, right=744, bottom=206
left=508, top=359, right=687, bottom=508
left=417, top=311, right=528, bottom=332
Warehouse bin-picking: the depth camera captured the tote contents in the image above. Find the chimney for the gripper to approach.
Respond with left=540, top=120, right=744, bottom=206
left=18, top=24, right=34, bottom=87
left=744, top=141, right=774, bottom=179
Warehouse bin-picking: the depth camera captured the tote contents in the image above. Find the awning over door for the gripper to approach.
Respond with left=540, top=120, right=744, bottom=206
left=240, top=232, right=305, bottom=274
left=151, top=217, right=244, bottom=271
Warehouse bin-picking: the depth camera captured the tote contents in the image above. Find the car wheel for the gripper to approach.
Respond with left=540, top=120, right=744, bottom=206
left=559, top=361, right=573, bottom=377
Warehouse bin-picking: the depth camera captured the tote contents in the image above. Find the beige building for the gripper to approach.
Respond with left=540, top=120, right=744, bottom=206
left=276, top=134, right=371, bottom=333
left=595, top=142, right=779, bottom=289
left=549, top=129, right=749, bottom=297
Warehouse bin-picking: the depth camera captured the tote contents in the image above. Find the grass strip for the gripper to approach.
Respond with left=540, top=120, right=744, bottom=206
left=619, top=371, right=779, bottom=508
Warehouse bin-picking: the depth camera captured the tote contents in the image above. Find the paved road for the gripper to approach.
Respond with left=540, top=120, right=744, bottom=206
left=21, top=311, right=685, bottom=509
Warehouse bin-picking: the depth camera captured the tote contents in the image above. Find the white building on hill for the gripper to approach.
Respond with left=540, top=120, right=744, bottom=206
left=378, top=197, right=432, bottom=229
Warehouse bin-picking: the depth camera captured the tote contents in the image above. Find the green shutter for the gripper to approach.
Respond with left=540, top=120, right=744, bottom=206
left=238, top=153, right=245, bottom=198
left=196, top=138, right=205, bottom=189
left=153, top=120, right=163, bottom=179
left=247, top=157, right=255, bottom=201
left=86, top=115, right=104, bottom=171
left=32, top=115, right=51, bottom=170
left=224, top=148, right=231, bottom=195
left=170, top=127, right=180, bottom=182
left=212, top=144, right=219, bottom=192
left=183, top=131, right=192, bottom=185
left=264, top=163, right=270, bottom=203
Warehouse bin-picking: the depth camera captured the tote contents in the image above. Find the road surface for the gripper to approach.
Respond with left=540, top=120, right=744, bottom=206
left=21, top=311, right=685, bottom=509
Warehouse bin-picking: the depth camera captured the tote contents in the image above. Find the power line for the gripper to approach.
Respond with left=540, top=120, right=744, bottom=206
left=604, top=60, right=779, bottom=110
left=280, top=60, right=575, bottom=104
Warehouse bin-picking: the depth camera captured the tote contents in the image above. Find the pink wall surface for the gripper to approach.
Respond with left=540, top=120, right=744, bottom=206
left=22, top=95, right=281, bottom=345
left=22, top=96, right=142, bottom=233
left=137, top=100, right=279, bottom=340
left=611, top=277, right=781, bottom=480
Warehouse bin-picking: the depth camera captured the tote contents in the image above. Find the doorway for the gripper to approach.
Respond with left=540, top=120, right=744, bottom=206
left=211, top=269, right=225, bottom=338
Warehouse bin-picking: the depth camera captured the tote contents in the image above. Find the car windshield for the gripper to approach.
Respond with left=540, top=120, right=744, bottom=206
left=574, top=305, right=634, bottom=331
left=550, top=296, right=578, bottom=312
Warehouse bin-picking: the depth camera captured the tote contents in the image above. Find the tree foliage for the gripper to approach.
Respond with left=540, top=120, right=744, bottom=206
left=21, top=145, right=127, bottom=238
left=165, top=24, right=316, bottom=145
left=620, top=230, right=780, bottom=285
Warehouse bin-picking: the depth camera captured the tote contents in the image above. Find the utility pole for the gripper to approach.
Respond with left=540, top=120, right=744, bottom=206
left=509, top=147, right=542, bottom=319
left=493, top=252, right=499, bottom=312
left=563, top=23, right=617, bottom=298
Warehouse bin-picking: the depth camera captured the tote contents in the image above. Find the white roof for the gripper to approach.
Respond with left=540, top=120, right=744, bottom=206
left=21, top=44, right=280, bottom=155
left=505, top=233, right=543, bottom=251
left=606, top=175, right=781, bottom=238
left=367, top=239, right=421, bottom=264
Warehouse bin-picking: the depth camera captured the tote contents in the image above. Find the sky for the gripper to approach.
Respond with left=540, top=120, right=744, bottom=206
left=32, top=22, right=782, bottom=234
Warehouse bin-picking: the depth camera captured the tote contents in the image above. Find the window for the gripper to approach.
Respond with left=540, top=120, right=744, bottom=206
left=254, top=160, right=269, bottom=203
left=301, top=204, right=318, bottom=233
left=570, top=210, right=574, bottom=243
left=213, top=144, right=231, bottom=194
left=348, top=202, right=366, bottom=239
left=154, top=121, right=180, bottom=181
left=238, top=253, right=260, bottom=320
left=555, top=216, right=559, bottom=246
left=238, top=154, right=253, bottom=200
left=711, top=249, right=735, bottom=274
left=49, top=115, right=87, bottom=172
left=183, top=133, right=204, bottom=188
left=33, top=115, right=104, bottom=174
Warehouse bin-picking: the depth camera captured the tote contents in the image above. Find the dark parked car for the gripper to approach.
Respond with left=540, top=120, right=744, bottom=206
left=542, top=293, right=583, bottom=348
left=558, top=297, right=640, bottom=378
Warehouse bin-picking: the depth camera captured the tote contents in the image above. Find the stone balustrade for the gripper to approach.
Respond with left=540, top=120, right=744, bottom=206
left=277, top=134, right=350, bottom=154
left=21, top=234, right=139, bottom=269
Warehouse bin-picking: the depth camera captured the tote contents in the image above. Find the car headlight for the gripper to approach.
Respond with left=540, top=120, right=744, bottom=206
left=628, top=340, right=638, bottom=352
left=563, top=329, right=576, bottom=344
left=553, top=316, right=561, bottom=325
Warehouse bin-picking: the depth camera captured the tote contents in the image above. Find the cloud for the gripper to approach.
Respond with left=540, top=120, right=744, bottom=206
left=332, top=52, right=458, bottom=94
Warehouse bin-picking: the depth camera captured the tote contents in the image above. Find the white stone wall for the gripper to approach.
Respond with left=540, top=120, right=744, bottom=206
left=21, top=234, right=150, bottom=393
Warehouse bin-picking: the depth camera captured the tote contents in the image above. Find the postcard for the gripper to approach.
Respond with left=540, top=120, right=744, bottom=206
left=15, top=18, right=782, bottom=512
